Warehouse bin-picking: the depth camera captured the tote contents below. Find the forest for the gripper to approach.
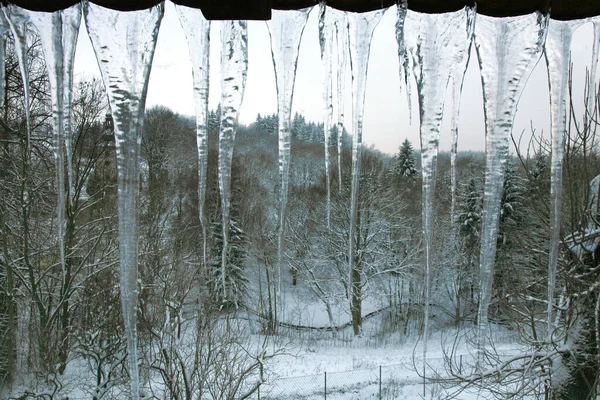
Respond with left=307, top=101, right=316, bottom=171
left=1, top=16, right=600, bottom=400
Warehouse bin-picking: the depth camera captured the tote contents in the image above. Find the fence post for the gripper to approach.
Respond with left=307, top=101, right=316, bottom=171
left=379, top=365, right=382, bottom=399
left=324, top=371, right=327, bottom=400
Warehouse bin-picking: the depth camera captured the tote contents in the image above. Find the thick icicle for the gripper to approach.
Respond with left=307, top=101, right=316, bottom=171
left=395, top=0, right=412, bottom=123
left=27, top=5, right=81, bottom=282
left=474, top=12, right=547, bottom=369
left=3, top=6, right=32, bottom=145
left=403, top=7, right=474, bottom=390
left=347, top=8, right=385, bottom=335
left=544, top=19, right=582, bottom=340
left=84, top=4, right=164, bottom=399
left=319, top=2, right=334, bottom=229
left=218, top=20, right=248, bottom=308
left=176, top=6, right=210, bottom=269
left=267, top=8, right=310, bottom=324
left=334, top=10, right=348, bottom=194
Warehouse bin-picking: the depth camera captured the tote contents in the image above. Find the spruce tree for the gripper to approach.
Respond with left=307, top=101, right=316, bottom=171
left=494, top=162, right=529, bottom=313
left=209, top=219, right=248, bottom=309
left=394, top=139, right=418, bottom=178
left=453, top=164, right=484, bottom=322
left=498, top=163, right=526, bottom=245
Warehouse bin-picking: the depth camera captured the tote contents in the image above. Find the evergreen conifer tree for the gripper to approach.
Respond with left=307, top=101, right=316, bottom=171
left=394, top=139, right=418, bottom=178
left=209, top=219, right=248, bottom=309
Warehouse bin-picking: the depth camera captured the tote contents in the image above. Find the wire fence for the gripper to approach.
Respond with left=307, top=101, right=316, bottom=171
left=5, top=363, right=432, bottom=399
left=256, top=363, right=424, bottom=399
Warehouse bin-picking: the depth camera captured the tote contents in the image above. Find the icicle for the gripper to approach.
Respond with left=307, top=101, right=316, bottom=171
left=403, top=7, right=474, bottom=391
left=544, top=19, right=582, bottom=341
left=395, top=0, right=412, bottom=124
left=449, top=76, right=460, bottom=225
left=26, top=4, right=81, bottom=285
left=334, top=10, right=348, bottom=194
left=0, top=12, right=8, bottom=111
left=587, top=19, right=600, bottom=120
left=3, top=6, right=32, bottom=147
left=347, top=8, right=386, bottom=335
left=218, top=20, right=248, bottom=308
left=175, top=6, right=211, bottom=269
left=450, top=8, right=476, bottom=226
left=84, top=3, right=164, bottom=399
left=319, top=2, right=334, bottom=230
left=474, top=12, right=547, bottom=370
left=27, top=6, right=80, bottom=200
left=267, top=8, right=310, bottom=325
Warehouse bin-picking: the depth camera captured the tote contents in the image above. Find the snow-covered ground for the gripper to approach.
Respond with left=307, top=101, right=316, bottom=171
left=5, top=274, right=533, bottom=400
left=4, top=309, right=531, bottom=400
left=259, top=322, right=524, bottom=400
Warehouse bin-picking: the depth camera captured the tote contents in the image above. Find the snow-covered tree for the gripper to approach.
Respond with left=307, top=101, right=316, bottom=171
left=394, top=139, right=419, bottom=178
left=209, top=219, right=248, bottom=309
left=451, top=165, right=483, bottom=324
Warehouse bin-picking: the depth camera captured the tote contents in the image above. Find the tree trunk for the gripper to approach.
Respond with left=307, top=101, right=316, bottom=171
left=58, top=205, right=76, bottom=375
left=0, top=196, right=16, bottom=383
left=351, top=208, right=363, bottom=335
left=351, top=264, right=362, bottom=335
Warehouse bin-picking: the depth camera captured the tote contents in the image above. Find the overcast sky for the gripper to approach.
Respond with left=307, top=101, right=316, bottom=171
left=73, top=2, right=599, bottom=155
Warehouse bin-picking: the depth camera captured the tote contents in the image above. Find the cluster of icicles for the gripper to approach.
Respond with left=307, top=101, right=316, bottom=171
left=1, top=0, right=598, bottom=397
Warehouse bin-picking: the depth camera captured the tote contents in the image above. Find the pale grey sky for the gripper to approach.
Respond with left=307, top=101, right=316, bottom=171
left=74, top=2, right=599, bottom=155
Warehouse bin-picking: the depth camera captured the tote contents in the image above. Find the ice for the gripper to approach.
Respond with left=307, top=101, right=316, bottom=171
left=347, top=8, right=386, bottom=333
left=319, top=2, right=334, bottom=229
left=83, top=3, right=164, bottom=399
left=449, top=8, right=475, bottom=224
left=3, top=5, right=32, bottom=145
left=334, top=10, right=348, bottom=194
left=0, top=12, right=8, bottom=110
left=267, top=8, right=311, bottom=323
left=544, top=18, right=582, bottom=340
left=218, top=20, right=248, bottom=306
left=473, top=12, right=548, bottom=369
left=403, top=6, right=474, bottom=389
left=175, top=5, right=211, bottom=268
left=395, top=0, right=412, bottom=123
left=587, top=19, right=599, bottom=119
left=26, top=5, right=81, bottom=280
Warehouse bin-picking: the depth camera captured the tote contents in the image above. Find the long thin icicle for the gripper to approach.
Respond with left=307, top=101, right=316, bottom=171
left=347, top=8, right=385, bottom=335
left=176, top=5, right=211, bottom=269
left=544, top=18, right=581, bottom=341
left=267, top=8, right=310, bottom=325
left=403, top=7, right=474, bottom=391
left=396, top=0, right=412, bottom=124
left=474, top=12, right=547, bottom=370
left=587, top=19, right=600, bottom=120
left=319, top=2, right=334, bottom=229
left=218, top=20, right=248, bottom=308
left=84, top=4, right=164, bottom=398
left=0, top=12, right=8, bottom=111
left=449, top=8, right=475, bottom=225
left=27, top=5, right=81, bottom=283
left=3, top=6, right=31, bottom=147
left=334, top=10, right=348, bottom=194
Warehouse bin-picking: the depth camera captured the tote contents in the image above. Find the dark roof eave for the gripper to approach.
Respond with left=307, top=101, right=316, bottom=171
left=3, top=0, right=599, bottom=21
